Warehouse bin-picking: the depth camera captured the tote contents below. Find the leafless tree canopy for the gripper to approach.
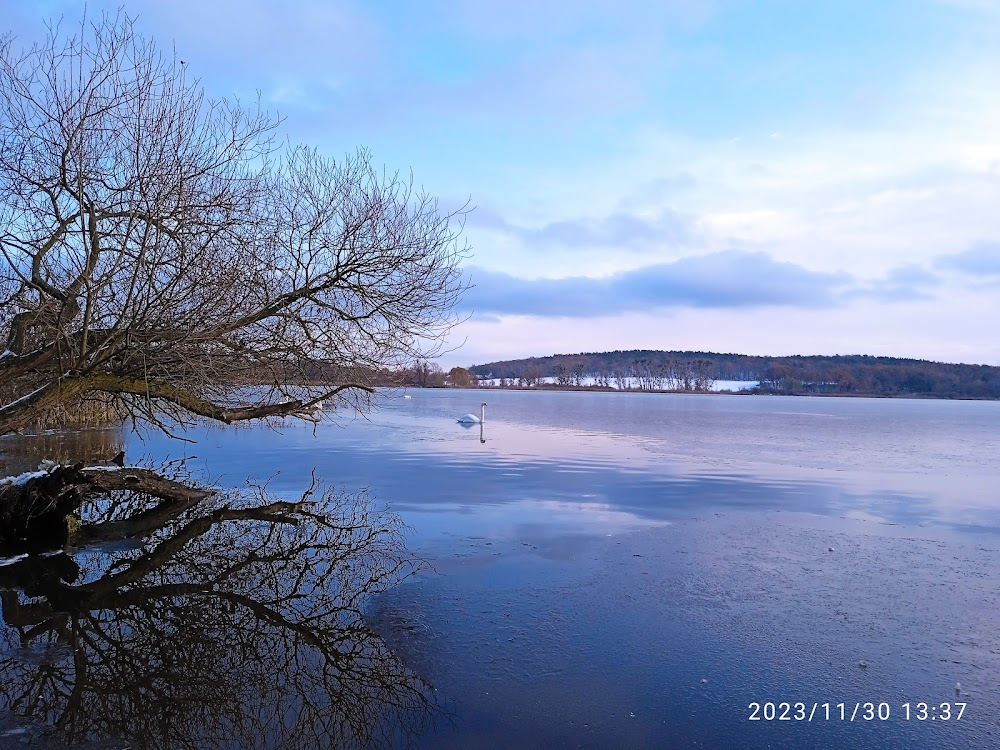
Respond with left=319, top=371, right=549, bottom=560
left=0, top=13, right=467, bottom=434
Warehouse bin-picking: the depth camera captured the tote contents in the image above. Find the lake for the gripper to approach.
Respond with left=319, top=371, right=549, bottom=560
left=2, top=388, right=999, bottom=748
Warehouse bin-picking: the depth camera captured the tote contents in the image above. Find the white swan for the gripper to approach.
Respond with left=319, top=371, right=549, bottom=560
left=457, top=401, right=487, bottom=424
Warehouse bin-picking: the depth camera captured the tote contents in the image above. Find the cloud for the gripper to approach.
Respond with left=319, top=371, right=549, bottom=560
left=460, top=251, right=850, bottom=318
left=935, top=241, right=1000, bottom=276
left=470, top=207, right=692, bottom=250
left=847, top=264, right=942, bottom=301
left=620, top=173, right=700, bottom=209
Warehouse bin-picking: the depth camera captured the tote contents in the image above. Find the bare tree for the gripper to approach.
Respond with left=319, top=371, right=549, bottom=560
left=612, top=363, right=632, bottom=391
left=447, top=366, right=472, bottom=387
left=406, top=359, right=444, bottom=388
left=692, top=358, right=715, bottom=391
left=522, top=364, right=543, bottom=387
left=552, top=363, right=568, bottom=386
left=0, top=13, right=467, bottom=435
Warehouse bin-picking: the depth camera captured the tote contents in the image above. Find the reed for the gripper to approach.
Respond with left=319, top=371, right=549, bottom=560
left=0, top=388, right=122, bottom=430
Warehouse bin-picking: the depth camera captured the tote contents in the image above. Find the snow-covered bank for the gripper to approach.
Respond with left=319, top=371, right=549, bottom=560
left=475, top=375, right=759, bottom=391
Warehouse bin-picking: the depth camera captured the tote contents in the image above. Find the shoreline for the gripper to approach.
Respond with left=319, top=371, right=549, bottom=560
left=425, top=384, right=1000, bottom=402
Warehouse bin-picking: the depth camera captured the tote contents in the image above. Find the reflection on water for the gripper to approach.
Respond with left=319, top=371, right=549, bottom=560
left=457, top=417, right=487, bottom=444
left=0, top=428, right=125, bottom=475
left=112, top=389, right=1000, bottom=537
left=0, top=482, right=442, bottom=749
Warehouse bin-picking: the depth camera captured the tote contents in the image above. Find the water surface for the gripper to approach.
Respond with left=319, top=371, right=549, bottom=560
left=2, top=389, right=998, bottom=748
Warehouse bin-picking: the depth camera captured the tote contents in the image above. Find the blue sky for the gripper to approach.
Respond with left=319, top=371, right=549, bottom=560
left=8, top=0, right=1000, bottom=366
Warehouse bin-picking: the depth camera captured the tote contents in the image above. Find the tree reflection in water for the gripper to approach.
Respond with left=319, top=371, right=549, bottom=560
left=0, top=480, right=441, bottom=749
left=0, top=428, right=124, bottom=475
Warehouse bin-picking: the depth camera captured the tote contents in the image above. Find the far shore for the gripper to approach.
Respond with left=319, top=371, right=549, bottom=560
left=422, top=383, right=999, bottom=401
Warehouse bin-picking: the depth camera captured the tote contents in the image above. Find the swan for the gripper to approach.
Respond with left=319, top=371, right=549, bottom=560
left=457, top=401, right=487, bottom=424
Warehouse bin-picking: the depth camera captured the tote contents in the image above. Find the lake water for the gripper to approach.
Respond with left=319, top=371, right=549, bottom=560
left=2, top=389, right=999, bottom=748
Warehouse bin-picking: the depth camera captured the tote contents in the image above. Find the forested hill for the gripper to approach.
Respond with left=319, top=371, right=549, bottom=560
left=467, top=350, right=1000, bottom=399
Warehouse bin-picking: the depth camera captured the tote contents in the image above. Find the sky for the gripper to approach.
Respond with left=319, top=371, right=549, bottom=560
left=6, top=0, right=1000, bottom=367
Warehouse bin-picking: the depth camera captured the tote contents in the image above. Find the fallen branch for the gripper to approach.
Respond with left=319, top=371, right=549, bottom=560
left=0, top=463, right=215, bottom=550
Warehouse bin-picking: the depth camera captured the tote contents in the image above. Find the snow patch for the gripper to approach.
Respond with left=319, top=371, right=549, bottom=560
left=476, top=376, right=759, bottom=391
left=0, top=553, right=29, bottom=567
left=0, top=382, right=50, bottom=411
left=0, top=469, right=50, bottom=487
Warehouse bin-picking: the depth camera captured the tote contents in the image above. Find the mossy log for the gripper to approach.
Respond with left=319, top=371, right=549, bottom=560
left=0, top=463, right=214, bottom=551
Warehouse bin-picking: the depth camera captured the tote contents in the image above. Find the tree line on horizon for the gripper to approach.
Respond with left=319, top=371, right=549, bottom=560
left=187, top=351, right=1000, bottom=401
left=465, top=350, right=1000, bottom=399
